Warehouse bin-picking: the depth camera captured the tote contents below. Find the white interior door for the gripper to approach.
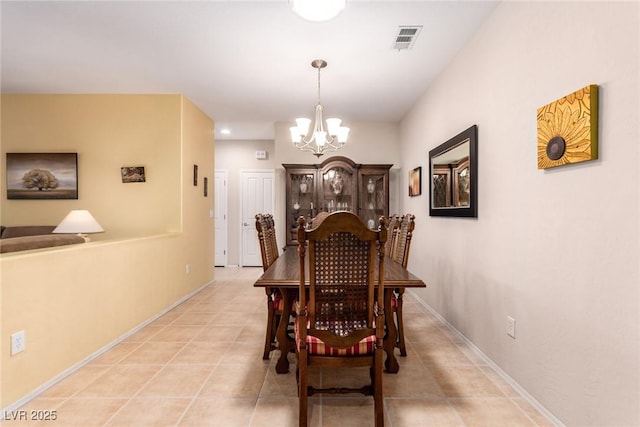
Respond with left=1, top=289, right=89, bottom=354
left=241, top=170, right=274, bottom=267
left=214, top=170, right=228, bottom=267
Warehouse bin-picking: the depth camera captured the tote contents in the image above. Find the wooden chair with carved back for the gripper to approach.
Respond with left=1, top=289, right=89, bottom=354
left=390, top=213, right=415, bottom=357
left=296, top=211, right=386, bottom=427
left=255, top=213, right=282, bottom=359
left=385, top=214, right=400, bottom=258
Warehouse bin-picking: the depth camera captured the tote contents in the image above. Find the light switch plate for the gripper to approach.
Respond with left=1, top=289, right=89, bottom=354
left=11, top=331, right=25, bottom=355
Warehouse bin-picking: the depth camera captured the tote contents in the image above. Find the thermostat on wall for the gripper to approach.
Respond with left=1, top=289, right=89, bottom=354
left=255, top=150, right=267, bottom=160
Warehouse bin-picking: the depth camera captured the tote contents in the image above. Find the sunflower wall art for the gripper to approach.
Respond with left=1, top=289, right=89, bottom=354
left=537, top=84, right=599, bottom=169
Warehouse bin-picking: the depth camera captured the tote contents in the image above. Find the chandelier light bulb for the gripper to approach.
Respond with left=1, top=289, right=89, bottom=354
left=315, top=131, right=327, bottom=146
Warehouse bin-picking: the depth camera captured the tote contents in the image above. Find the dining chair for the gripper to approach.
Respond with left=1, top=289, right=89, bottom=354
left=385, top=214, right=400, bottom=257
left=310, top=211, right=329, bottom=227
left=390, top=214, right=415, bottom=357
left=255, top=213, right=283, bottom=359
left=295, top=211, right=386, bottom=427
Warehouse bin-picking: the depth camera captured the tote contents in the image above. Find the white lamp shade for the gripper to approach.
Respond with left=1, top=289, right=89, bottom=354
left=326, top=118, right=342, bottom=136
left=295, top=118, right=311, bottom=136
left=53, top=210, right=104, bottom=234
left=290, top=127, right=303, bottom=143
left=291, top=0, right=346, bottom=22
left=337, top=127, right=350, bottom=143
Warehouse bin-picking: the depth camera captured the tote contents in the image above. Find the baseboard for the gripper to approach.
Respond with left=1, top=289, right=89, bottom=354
left=1, top=279, right=214, bottom=418
left=407, top=290, right=565, bottom=427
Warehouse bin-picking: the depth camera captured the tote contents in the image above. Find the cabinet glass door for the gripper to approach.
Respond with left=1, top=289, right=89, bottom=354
left=321, top=166, right=355, bottom=213
left=287, top=171, right=316, bottom=244
left=359, top=173, right=387, bottom=229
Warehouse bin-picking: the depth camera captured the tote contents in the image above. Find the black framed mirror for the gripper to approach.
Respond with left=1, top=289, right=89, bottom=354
left=429, top=125, right=477, bottom=217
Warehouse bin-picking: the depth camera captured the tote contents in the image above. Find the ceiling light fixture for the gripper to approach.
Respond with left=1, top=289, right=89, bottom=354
left=290, top=59, right=349, bottom=158
left=291, top=0, right=346, bottom=22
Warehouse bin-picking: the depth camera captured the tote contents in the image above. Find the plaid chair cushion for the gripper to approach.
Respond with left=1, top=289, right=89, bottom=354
left=272, top=293, right=283, bottom=312
left=391, top=294, right=398, bottom=309
left=294, top=318, right=376, bottom=356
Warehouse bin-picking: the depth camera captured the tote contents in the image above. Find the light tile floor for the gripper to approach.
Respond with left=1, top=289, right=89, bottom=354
left=2, top=267, right=553, bottom=426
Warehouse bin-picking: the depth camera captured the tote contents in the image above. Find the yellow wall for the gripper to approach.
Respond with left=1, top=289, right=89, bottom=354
left=179, top=96, right=216, bottom=281
left=0, top=95, right=183, bottom=238
left=0, top=94, right=215, bottom=408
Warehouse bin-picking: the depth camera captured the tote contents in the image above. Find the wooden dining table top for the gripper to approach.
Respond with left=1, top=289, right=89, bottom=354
left=253, top=246, right=426, bottom=289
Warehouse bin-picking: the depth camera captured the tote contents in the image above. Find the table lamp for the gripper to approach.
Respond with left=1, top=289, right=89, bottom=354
left=53, top=209, right=104, bottom=241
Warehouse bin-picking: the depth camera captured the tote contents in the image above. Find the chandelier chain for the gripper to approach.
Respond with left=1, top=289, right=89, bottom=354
left=316, top=66, right=322, bottom=106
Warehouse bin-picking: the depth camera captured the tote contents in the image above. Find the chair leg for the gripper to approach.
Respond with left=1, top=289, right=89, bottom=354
left=263, top=297, right=275, bottom=360
left=396, top=289, right=407, bottom=357
left=272, top=312, right=281, bottom=344
left=374, top=349, right=384, bottom=427
left=298, top=351, right=308, bottom=427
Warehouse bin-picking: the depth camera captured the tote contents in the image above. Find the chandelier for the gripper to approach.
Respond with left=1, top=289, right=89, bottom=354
left=290, top=0, right=346, bottom=22
left=290, top=59, right=349, bottom=158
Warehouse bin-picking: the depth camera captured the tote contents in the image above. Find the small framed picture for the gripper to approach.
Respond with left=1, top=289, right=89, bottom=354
left=121, top=166, right=146, bottom=183
left=409, top=166, right=421, bottom=196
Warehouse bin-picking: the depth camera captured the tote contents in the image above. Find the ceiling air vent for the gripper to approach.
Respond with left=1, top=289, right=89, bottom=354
left=393, top=26, right=422, bottom=51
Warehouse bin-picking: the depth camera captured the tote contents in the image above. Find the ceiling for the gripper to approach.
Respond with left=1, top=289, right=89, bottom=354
left=1, top=1, right=499, bottom=141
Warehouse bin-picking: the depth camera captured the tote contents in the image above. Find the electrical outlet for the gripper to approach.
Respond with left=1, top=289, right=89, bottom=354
left=507, top=316, right=516, bottom=339
left=185, top=264, right=191, bottom=275
left=11, top=331, right=25, bottom=355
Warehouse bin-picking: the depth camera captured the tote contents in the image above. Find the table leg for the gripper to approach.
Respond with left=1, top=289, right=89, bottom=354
left=275, top=288, right=295, bottom=374
left=383, top=288, right=400, bottom=373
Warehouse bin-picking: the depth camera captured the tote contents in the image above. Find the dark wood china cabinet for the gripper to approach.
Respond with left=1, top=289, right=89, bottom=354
left=283, top=156, right=392, bottom=246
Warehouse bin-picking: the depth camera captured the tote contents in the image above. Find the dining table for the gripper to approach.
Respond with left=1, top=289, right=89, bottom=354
left=253, top=247, right=426, bottom=374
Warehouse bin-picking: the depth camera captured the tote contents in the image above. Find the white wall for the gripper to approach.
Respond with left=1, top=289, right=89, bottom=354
left=217, top=121, right=402, bottom=264
left=273, top=121, right=402, bottom=251
left=214, top=139, right=277, bottom=266
left=400, top=2, right=639, bottom=426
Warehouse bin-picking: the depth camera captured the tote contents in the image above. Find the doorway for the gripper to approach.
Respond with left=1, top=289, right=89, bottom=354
left=240, top=170, right=275, bottom=266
